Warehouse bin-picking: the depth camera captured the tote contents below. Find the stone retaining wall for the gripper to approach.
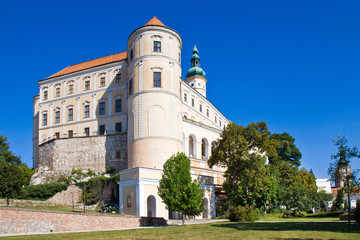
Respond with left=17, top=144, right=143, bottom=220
left=38, top=134, right=128, bottom=173
left=0, top=208, right=166, bottom=234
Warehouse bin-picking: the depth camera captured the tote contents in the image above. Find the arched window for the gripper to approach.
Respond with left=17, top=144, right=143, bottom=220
left=189, top=135, right=195, bottom=157
left=201, top=138, right=209, bottom=160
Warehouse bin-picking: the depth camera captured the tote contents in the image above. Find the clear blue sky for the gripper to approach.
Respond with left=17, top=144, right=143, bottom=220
left=1, top=0, right=359, bottom=180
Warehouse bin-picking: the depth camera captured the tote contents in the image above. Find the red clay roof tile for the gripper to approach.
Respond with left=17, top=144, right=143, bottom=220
left=46, top=51, right=127, bottom=79
left=144, top=16, right=165, bottom=26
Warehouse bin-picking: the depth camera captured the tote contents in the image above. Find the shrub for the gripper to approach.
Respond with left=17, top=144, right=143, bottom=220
left=21, top=183, right=68, bottom=200
left=228, top=205, right=260, bottom=222
left=354, top=202, right=360, bottom=223
left=339, top=213, right=355, bottom=221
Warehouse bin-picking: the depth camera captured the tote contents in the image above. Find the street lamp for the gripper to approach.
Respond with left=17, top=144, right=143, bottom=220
left=83, top=185, right=87, bottom=214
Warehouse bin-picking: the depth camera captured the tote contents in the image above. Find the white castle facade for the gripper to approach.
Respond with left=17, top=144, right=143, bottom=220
left=33, top=17, right=229, bottom=219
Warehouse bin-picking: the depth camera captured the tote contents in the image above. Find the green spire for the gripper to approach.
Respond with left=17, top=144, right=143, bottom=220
left=186, top=44, right=206, bottom=78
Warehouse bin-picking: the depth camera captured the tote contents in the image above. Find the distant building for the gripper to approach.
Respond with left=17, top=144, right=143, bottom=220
left=33, top=17, right=229, bottom=219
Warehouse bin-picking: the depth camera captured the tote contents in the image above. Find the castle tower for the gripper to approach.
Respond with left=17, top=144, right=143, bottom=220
left=126, top=17, right=183, bottom=169
left=186, top=44, right=207, bottom=97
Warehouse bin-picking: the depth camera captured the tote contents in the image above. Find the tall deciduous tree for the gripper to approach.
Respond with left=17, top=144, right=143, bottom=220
left=158, top=152, right=204, bottom=224
left=208, top=122, right=273, bottom=211
left=269, top=132, right=302, bottom=166
left=328, top=135, right=360, bottom=230
left=0, top=135, right=34, bottom=206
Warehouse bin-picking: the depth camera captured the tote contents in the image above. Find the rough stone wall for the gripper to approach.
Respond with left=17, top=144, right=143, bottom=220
left=47, top=185, right=82, bottom=206
left=38, top=134, right=127, bottom=173
left=0, top=208, right=167, bottom=234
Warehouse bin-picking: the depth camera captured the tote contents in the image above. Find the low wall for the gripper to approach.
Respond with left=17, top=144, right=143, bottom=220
left=0, top=208, right=166, bottom=234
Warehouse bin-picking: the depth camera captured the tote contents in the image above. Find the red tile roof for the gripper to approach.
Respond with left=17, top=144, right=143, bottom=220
left=144, top=16, right=165, bottom=26
left=46, top=51, right=127, bottom=79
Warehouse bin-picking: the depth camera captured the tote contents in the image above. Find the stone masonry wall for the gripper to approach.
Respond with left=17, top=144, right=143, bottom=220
left=0, top=208, right=167, bottom=234
left=38, top=134, right=127, bottom=173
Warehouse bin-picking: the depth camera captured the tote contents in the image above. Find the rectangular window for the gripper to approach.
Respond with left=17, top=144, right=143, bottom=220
left=99, top=102, right=105, bottom=116
left=115, top=73, right=121, bottom=84
left=42, top=113, right=47, bottom=126
left=55, top=132, right=60, bottom=139
left=115, top=122, right=122, bottom=133
left=85, top=80, right=90, bottom=90
left=99, top=125, right=105, bottom=135
left=84, top=105, right=90, bottom=118
left=84, top=127, right=90, bottom=136
left=130, top=49, right=133, bottom=61
left=115, top=99, right=122, bottom=113
left=153, top=72, right=161, bottom=87
left=55, top=88, right=60, bottom=97
left=116, top=151, right=121, bottom=159
left=220, top=120, right=222, bottom=127
left=55, top=111, right=60, bottom=123
left=200, top=104, right=203, bottom=112
left=68, top=84, right=74, bottom=94
left=100, top=77, right=105, bottom=87
left=215, top=116, right=217, bottom=124
left=153, top=41, right=161, bottom=52
left=68, top=130, right=73, bottom=138
left=191, top=99, right=194, bottom=107
left=184, top=93, right=187, bottom=102
left=68, top=108, right=73, bottom=121
left=43, top=90, right=48, bottom=100
left=207, top=109, right=209, bottom=117
left=128, top=79, right=133, bottom=95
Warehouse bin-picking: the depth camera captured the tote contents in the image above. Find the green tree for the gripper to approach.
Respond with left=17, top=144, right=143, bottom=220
left=328, top=135, right=360, bottom=230
left=0, top=135, right=21, bottom=164
left=0, top=135, right=34, bottom=205
left=344, top=200, right=349, bottom=211
left=208, top=121, right=273, bottom=211
left=158, top=152, right=204, bottom=224
left=269, top=132, right=302, bottom=166
left=333, top=188, right=344, bottom=211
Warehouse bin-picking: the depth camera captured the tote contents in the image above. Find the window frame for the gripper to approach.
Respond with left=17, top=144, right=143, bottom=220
left=115, top=122, right=122, bottom=133
left=84, top=127, right=90, bottom=136
left=42, top=113, right=47, bottom=126
left=84, top=80, right=90, bottom=91
left=99, top=125, right=105, bottom=135
left=153, top=72, right=161, bottom=87
left=115, top=99, right=122, bottom=113
left=55, top=87, right=60, bottom=98
left=68, top=84, right=74, bottom=94
left=84, top=105, right=90, bottom=118
left=100, top=77, right=106, bottom=87
left=68, top=108, right=73, bottom=121
left=153, top=41, right=161, bottom=52
left=68, top=130, right=73, bottom=138
left=99, top=102, right=106, bottom=116
left=55, top=111, right=60, bottom=124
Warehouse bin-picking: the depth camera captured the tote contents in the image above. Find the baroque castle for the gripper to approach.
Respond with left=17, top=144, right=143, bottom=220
left=33, top=17, right=229, bottom=219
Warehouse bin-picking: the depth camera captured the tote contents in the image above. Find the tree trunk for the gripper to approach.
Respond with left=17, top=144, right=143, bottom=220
left=182, top=211, right=185, bottom=225
left=346, top=167, right=351, bottom=231
left=6, top=197, right=9, bottom=207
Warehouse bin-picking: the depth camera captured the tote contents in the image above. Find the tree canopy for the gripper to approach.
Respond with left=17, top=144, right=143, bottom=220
left=0, top=135, right=34, bottom=206
left=158, top=152, right=204, bottom=224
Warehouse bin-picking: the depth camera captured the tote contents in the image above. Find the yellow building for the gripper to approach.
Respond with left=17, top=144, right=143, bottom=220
left=33, top=17, right=229, bottom=219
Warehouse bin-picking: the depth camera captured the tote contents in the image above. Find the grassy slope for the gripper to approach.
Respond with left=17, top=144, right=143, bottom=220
left=2, top=222, right=360, bottom=240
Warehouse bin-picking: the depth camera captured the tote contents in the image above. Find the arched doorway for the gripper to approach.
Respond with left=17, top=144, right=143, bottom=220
left=203, top=198, right=209, bottom=219
left=147, top=195, right=156, bottom=217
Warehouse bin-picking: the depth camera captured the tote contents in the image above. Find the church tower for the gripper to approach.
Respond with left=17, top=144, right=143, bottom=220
left=126, top=17, right=183, bottom=169
left=185, top=44, right=207, bottom=97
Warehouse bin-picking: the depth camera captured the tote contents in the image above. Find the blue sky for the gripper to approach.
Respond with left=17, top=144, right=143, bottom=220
left=1, top=0, right=359, bottom=180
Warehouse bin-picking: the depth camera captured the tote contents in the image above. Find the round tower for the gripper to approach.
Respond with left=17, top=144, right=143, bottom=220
left=186, top=44, right=207, bottom=97
left=126, top=17, right=183, bottom=169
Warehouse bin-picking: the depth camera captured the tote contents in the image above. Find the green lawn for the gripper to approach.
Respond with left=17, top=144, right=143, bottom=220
left=2, top=221, right=360, bottom=240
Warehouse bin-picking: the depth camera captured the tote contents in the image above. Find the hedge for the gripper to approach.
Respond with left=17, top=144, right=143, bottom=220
left=21, top=183, right=68, bottom=200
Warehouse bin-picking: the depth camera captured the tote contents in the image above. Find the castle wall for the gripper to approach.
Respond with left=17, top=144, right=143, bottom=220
left=38, top=134, right=127, bottom=173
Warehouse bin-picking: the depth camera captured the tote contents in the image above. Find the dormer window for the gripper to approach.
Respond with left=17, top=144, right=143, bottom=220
left=55, top=87, right=60, bottom=97
left=153, top=41, right=161, bottom=52
left=68, top=84, right=74, bottom=94
left=100, top=77, right=106, bottom=87
left=43, top=90, right=48, bottom=100
left=84, top=80, right=90, bottom=91
left=115, top=73, right=121, bottom=84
